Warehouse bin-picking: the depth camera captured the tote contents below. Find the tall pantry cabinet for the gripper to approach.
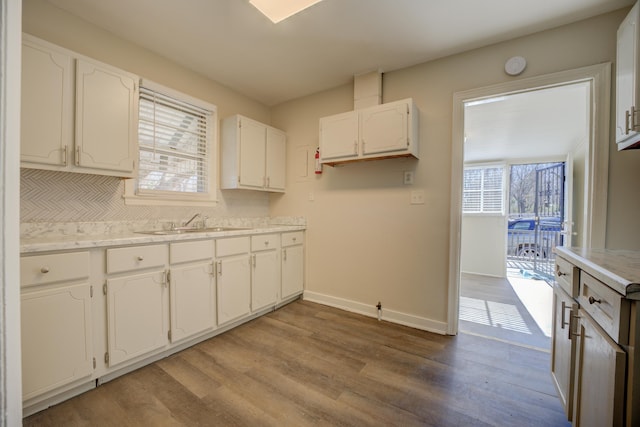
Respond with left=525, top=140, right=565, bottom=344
left=21, top=34, right=138, bottom=177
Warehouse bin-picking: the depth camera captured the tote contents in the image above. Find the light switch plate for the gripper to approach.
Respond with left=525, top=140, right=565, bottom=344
left=403, top=171, right=414, bottom=185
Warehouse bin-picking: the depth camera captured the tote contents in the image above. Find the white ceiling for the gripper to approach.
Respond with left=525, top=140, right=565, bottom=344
left=463, top=82, right=590, bottom=163
left=44, top=0, right=632, bottom=106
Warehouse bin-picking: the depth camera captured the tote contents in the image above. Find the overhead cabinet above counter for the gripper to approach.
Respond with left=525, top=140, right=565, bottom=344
left=221, top=115, right=286, bottom=192
left=616, top=1, right=640, bottom=150
left=319, top=98, right=419, bottom=166
left=21, top=34, right=139, bottom=177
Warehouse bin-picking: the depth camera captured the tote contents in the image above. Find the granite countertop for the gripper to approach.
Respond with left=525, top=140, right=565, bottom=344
left=21, top=224, right=306, bottom=254
left=555, top=247, right=640, bottom=298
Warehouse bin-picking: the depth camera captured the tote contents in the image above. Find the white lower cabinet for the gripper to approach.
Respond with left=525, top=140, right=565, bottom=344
left=21, top=283, right=93, bottom=401
left=106, top=271, right=168, bottom=367
left=251, top=234, right=280, bottom=312
left=216, top=237, right=251, bottom=325
left=168, top=240, right=216, bottom=343
left=281, top=231, right=304, bottom=299
left=105, top=244, right=169, bottom=367
left=20, top=251, right=93, bottom=402
left=20, top=230, right=305, bottom=413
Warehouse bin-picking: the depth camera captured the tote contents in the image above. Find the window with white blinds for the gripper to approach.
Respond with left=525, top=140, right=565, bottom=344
left=136, top=85, right=214, bottom=198
left=463, top=166, right=504, bottom=214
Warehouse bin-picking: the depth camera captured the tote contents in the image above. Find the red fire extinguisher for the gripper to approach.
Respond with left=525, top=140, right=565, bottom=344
left=315, top=147, right=322, bottom=174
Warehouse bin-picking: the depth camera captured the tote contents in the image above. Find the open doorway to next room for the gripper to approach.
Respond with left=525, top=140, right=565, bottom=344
left=458, top=81, right=590, bottom=350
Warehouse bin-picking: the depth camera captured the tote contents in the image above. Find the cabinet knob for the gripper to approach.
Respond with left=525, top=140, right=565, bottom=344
left=137, top=256, right=144, bottom=261
left=40, top=267, right=50, bottom=274
left=264, top=241, right=269, bottom=246
left=292, top=237, right=297, bottom=242
left=588, top=296, right=602, bottom=305
left=556, top=270, right=567, bottom=277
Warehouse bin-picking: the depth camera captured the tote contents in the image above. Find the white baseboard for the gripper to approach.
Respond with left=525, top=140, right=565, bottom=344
left=303, top=291, right=448, bottom=335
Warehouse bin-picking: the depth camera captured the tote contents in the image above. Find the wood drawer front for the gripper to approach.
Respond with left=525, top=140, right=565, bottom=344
left=21, top=251, right=90, bottom=287
left=555, top=256, right=579, bottom=297
left=170, top=240, right=214, bottom=264
left=579, top=271, right=630, bottom=344
left=216, top=237, right=250, bottom=257
left=107, top=244, right=168, bottom=274
left=282, top=231, right=303, bottom=247
left=251, top=234, right=279, bottom=252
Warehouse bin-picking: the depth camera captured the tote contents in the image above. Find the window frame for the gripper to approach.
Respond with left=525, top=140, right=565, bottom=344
left=462, top=163, right=506, bottom=216
left=124, top=79, right=218, bottom=207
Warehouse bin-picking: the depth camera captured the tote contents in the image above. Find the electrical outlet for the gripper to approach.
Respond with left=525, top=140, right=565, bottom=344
left=410, top=190, right=425, bottom=204
left=403, top=171, right=414, bottom=185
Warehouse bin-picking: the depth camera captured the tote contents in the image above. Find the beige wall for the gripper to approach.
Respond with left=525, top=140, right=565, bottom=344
left=271, top=8, right=640, bottom=329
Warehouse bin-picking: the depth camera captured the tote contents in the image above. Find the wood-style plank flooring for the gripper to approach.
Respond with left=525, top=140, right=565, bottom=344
left=460, top=272, right=551, bottom=350
left=24, top=300, right=569, bottom=426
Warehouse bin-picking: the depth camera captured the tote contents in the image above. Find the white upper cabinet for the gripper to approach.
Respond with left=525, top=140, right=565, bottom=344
left=20, top=34, right=138, bottom=177
left=21, top=37, right=74, bottom=167
left=319, top=98, right=419, bottom=165
left=75, top=59, right=138, bottom=174
left=221, top=115, right=286, bottom=192
left=616, top=2, right=640, bottom=150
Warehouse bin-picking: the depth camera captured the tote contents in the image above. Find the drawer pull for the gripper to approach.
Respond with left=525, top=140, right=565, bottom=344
left=588, top=296, right=602, bottom=305
left=292, top=237, right=297, bottom=242
left=556, top=270, right=567, bottom=277
left=40, top=267, right=50, bottom=274
left=264, top=241, right=269, bottom=246
left=137, top=256, right=144, bottom=261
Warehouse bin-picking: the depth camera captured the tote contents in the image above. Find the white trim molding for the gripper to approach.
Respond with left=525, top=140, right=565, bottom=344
left=303, top=291, right=448, bottom=335
left=448, top=63, right=611, bottom=335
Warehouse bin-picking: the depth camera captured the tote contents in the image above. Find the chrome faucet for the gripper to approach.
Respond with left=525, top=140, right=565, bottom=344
left=183, top=213, right=202, bottom=228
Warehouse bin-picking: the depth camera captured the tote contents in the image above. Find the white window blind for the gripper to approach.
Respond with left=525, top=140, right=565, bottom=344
left=137, top=86, right=212, bottom=195
left=463, top=166, right=504, bottom=213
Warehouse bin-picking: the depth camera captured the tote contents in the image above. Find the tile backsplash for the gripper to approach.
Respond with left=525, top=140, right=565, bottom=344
left=21, top=168, right=270, bottom=222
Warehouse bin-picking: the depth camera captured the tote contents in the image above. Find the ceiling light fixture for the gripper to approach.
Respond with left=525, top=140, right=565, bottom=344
left=249, top=0, right=323, bottom=23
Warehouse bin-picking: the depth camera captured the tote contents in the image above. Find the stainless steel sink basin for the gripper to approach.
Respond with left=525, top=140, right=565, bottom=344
left=136, top=227, right=249, bottom=235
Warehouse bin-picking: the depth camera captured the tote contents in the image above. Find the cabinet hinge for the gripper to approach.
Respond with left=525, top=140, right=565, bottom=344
left=75, top=146, right=80, bottom=166
left=104, top=352, right=109, bottom=365
left=407, top=137, right=410, bottom=147
left=407, top=105, right=410, bottom=114
left=238, top=175, right=241, bottom=184
left=90, top=285, right=93, bottom=298
left=239, top=119, right=242, bottom=128
left=103, top=282, right=107, bottom=295
left=167, top=270, right=171, bottom=284
left=93, top=357, right=96, bottom=369
left=168, top=330, right=172, bottom=341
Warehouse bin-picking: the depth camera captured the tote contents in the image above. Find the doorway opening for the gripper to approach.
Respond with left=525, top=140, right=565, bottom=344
left=455, top=76, right=597, bottom=348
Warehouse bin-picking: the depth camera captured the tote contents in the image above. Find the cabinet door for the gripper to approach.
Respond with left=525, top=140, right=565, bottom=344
left=238, top=117, right=266, bottom=188
left=616, top=2, right=640, bottom=146
left=550, top=285, right=576, bottom=421
left=75, top=59, right=137, bottom=174
left=21, top=39, right=73, bottom=167
left=282, top=245, right=304, bottom=299
left=319, top=111, right=359, bottom=161
left=266, top=127, right=286, bottom=191
left=106, top=271, right=168, bottom=366
left=216, top=255, right=251, bottom=325
left=573, top=309, right=626, bottom=427
left=252, top=251, right=279, bottom=311
left=360, top=101, right=409, bottom=156
left=169, top=262, right=216, bottom=343
left=21, top=283, right=93, bottom=400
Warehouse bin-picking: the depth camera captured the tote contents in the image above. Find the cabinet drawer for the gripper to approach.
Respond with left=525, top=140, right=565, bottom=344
left=21, top=251, right=89, bottom=287
left=578, top=271, right=630, bottom=344
left=107, top=244, right=167, bottom=274
left=555, top=256, right=579, bottom=297
left=282, top=231, right=303, bottom=247
left=216, top=237, right=250, bottom=257
left=251, top=234, right=279, bottom=252
left=170, top=240, right=214, bottom=264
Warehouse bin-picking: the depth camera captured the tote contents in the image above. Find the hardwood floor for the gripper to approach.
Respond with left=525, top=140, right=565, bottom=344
left=460, top=272, right=552, bottom=350
left=24, top=300, right=569, bottom=426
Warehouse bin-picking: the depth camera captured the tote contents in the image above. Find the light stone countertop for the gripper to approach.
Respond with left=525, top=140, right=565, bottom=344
left=555, top=246, right=640, bottom=299
left=21, top=225, right=306, bottom=254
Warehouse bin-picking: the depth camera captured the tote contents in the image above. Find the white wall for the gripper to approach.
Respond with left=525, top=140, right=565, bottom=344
left=271, top=8, right=640, bottom=332
left=460, top=215, right=506, bottom=277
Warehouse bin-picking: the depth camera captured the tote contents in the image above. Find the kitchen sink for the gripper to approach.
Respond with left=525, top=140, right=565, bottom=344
left=136, top=227, right=250, bottom=235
